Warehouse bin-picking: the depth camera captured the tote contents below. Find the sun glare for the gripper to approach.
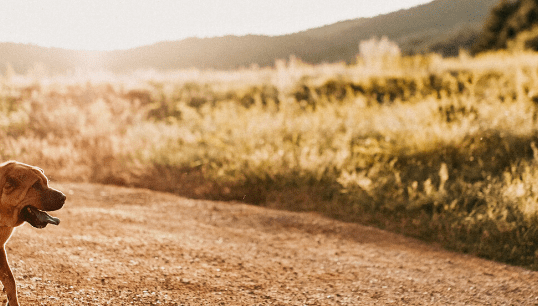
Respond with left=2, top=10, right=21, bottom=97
left=0, top=0, right=432, bottom=51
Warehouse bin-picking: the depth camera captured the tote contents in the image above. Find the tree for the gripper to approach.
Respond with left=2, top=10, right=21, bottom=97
left=472, top=0, right=538, bottom=53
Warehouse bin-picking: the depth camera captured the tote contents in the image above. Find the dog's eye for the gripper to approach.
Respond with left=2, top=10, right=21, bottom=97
left=5, top=177, right=18, bottom=189
left=6, top=177, right=19, bottom=187
left=32, top=181, right=43, bottom=191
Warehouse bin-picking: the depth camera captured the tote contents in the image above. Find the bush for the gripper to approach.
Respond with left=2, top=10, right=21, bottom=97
left=2, top=52, right=538, bottom=269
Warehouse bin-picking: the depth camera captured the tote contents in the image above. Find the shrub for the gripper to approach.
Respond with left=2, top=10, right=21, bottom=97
left=2, top=52, right=538, bottom=269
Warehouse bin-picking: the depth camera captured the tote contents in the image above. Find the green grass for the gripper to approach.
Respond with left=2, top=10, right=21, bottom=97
left=2, top=52, right=538, bottom=269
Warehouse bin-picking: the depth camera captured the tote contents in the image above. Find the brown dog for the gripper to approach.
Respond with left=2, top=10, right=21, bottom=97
left=0, top=161, right=66, bottom=306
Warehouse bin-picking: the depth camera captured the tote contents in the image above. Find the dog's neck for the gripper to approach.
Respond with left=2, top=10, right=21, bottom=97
left=0, top=226, right=14, bottom=246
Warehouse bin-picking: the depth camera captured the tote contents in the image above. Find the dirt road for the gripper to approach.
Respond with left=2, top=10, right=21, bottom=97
left=3, top=182, right=538, bottom=305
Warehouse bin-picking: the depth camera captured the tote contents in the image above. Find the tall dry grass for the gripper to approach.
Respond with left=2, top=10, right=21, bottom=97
left=2, top=49, right=538, bottom=269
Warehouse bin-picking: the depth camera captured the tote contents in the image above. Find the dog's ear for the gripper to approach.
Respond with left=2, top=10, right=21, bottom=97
left=0, top=161, right=17, bottom=188
left=0, top=161, right=23, bottom=227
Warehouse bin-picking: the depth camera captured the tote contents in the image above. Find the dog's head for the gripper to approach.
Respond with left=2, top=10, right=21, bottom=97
left=0, top=161, right=66, bottom=228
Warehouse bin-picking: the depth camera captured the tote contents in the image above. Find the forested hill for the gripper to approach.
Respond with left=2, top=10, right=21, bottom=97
left=0, top=0, right=498, bottom=74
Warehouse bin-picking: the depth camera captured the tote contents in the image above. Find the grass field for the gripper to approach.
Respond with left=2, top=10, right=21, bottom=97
left=2, top=49, right=538, bottom=269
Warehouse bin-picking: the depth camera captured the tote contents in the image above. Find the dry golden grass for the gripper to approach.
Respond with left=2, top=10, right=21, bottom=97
left=2, top=50, right=538, bottom=269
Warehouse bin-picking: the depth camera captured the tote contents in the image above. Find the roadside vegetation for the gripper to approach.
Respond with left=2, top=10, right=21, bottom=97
left=2, top=44, right=538, bottom=269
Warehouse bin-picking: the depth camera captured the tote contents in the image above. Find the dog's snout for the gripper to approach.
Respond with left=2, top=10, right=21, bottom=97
left=41, top=189, right=66, bottom=211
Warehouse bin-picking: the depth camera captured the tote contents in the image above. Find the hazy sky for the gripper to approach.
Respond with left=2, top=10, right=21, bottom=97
left=1, top=0, right=433, bottom=51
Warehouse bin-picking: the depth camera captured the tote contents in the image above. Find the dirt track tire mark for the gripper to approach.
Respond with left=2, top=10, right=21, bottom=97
left=3, top=182, right=538, bottom=305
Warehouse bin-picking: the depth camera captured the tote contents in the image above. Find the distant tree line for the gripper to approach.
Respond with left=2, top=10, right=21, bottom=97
left=473, top=0, right=538, bottom=53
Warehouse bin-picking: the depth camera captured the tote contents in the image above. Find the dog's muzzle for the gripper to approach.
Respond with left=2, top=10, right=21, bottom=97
left=41, top=188, right=66, bottom=211
left=21, top=188, right=66, bottom=228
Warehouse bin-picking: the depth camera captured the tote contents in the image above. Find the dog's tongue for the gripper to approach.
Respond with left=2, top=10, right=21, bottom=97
left=20, top=206, right=60, bottom=228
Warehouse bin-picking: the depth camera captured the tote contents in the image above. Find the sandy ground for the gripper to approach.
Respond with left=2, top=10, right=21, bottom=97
left=2, top=182, right=538, bottom=305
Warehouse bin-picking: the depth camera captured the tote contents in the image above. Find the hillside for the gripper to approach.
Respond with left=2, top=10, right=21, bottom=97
left=0, top=0, right=498, bottom=74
